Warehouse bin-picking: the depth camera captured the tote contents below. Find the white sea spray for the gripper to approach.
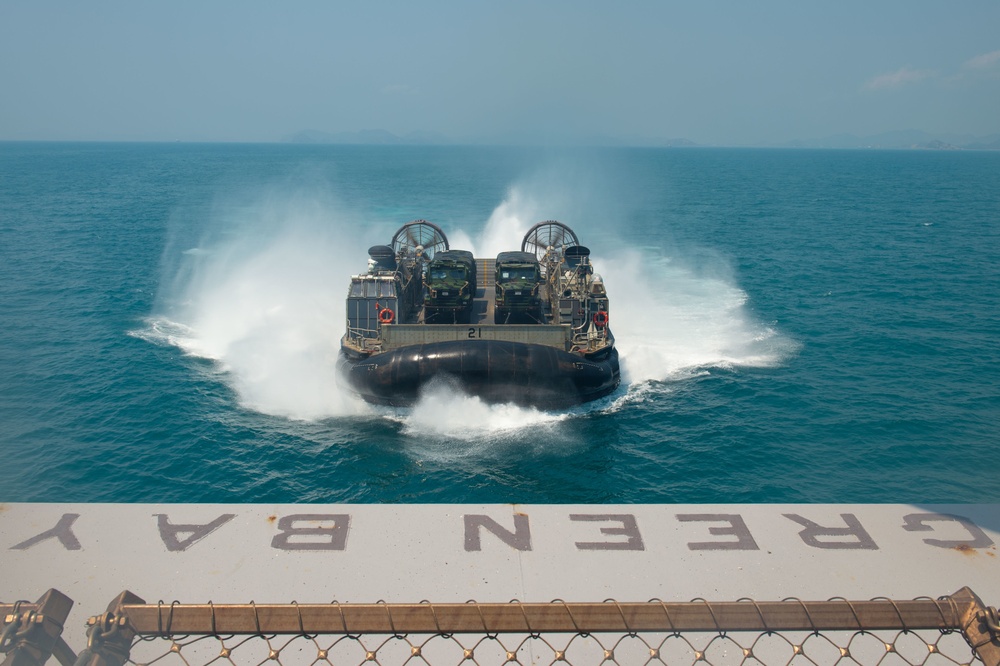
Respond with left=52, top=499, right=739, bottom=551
left=150, top=186, right=375, bottom=420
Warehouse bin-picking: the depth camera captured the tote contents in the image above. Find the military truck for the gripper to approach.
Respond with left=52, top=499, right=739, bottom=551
left=494, top=251, right=542, bottom=323
left=423, top=249, right=477, bottom=323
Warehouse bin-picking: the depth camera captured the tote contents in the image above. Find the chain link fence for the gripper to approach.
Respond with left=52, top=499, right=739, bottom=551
left=3, top=588, right=998, bottom=666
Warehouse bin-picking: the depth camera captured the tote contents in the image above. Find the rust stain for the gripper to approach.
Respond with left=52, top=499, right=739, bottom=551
left=267, top=515, right=277, bottom=524
left=953, top=544, right=977, bottom=556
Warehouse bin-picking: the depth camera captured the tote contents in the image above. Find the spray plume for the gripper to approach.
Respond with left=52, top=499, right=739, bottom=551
left=146, top=188, right=375, bottom=420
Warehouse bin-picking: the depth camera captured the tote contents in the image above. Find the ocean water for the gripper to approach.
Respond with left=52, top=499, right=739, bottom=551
left=1, top=142, right=998, bottom=504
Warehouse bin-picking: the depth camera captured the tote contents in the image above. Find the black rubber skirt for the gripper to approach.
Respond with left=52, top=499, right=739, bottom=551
left=338, top=340, right=620, bottom=408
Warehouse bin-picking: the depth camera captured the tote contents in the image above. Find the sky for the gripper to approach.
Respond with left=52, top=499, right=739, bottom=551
left=1, top=1, right=998, bottom=145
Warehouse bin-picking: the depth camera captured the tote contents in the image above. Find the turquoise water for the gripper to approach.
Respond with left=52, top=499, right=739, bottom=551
left=1, top=143, right=998, bottom=503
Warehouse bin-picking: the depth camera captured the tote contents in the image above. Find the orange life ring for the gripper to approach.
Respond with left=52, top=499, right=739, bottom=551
left=379, top=308, right=395, bottom=324
left=593, top=310, right=609, bottom=327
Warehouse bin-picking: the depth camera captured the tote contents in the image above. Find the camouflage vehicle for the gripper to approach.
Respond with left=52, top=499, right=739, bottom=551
left=423, top=250, right=477, bottom=323
left=494, top=251, right=542, bottom=324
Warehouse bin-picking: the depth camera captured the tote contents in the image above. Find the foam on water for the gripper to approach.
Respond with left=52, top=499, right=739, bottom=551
left=148, top=188, right=374, bottom=421
left=374, top=379, right=584, bottom=469
left=387, top=379, right=569, bottom=440
left=599, top=249, right=798, bottom=386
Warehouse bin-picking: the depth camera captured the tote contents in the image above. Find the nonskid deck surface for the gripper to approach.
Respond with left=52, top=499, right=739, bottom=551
left=471, top=257, right=495, bottom=324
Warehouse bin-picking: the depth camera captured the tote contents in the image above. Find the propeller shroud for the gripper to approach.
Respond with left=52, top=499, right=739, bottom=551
left=521, top=220, right=579, bottom=260
left=391, top=220, right=450, bottom=261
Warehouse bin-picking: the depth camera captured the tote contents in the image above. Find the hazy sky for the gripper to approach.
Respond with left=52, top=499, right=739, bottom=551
left=2, top=1, right=998, bottom=144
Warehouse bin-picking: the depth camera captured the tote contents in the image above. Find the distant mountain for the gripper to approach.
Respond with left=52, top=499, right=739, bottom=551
left=648, top=137, right=701, bottom=148
left=962, top=136, right=1000, bottom=150
left=775, top=130, right=1000, bottom=150
left=284, top=128, right=705, bottom=148
left=283, top=128, right=997, bottom=150
left=283, top=129, right=453, bottom=145
left=475, top=131, right=701, bottom=147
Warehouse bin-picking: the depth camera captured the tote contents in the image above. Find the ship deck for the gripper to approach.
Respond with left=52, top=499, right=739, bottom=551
left=4, top=502, right=999, bottom=652
left=471, top=257, right=496, bottom=324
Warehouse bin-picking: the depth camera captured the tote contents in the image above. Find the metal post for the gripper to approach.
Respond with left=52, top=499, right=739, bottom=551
left=73, top=592, right=145, bottom=666
left=0, top=590, right=74, bottom=666
left=953, top=587, right=1000, bottom=666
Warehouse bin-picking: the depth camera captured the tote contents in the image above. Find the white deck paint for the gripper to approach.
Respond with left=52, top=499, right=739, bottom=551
left=2, top=503, right=998, bottom=647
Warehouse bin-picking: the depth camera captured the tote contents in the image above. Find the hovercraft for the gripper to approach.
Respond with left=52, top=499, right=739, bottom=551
left=336, top=220, right=620, bottom=408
